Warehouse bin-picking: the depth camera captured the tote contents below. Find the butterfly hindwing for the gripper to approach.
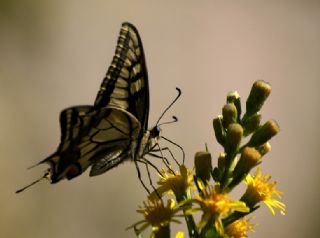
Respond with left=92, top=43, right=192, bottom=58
left=41, top=105, right=142, bottom=182
left=58, top=105, right=93, bottom=150
left=35, top=106, right=92, bottom=181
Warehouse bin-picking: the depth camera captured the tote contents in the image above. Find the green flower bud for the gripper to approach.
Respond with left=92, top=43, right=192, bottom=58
left=227, top=91, right=242, bottom=121
left=225, top=123, right=243, bottom=154
left=242, top=113, right=261, bottom=136
left=223, top=103, right=238, bottom=128
left=218, top=153, right=226, bottom=169
left=211, top=167, right=221, bottom=183
left=256, top=142, right=271, bottom=156
left=233, top=147, right=262, bottom=180
left=213, top=116, right=226, bottom=146
left=194, top=151, right=212, bottom=183
left=246, top=80, right=272, bottom=115
left=211, top=153, right=227, bottom=183
left=247, top=119, right=280, bottom=147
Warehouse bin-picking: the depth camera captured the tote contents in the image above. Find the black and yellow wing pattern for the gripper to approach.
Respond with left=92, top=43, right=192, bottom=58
left=17, top=22, right=154, bottom=192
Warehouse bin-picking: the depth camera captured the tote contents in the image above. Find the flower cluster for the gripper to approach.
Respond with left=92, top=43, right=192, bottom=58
left=130, top=80, right=285, bottom=238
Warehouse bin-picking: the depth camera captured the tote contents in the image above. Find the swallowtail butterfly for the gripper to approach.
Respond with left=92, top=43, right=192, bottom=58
left=17, top=22, right=181, bottom=193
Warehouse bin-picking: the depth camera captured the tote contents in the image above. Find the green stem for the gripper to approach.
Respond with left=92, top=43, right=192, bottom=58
left=220, top=152, right=236, bottom=192
left=154, top=225, right=170, bottom=238
left=184, top=212, right=199, bottom=238
left=176, top=192, right=199, bottom=238
left=222, top=205, right=259, bottom=227
left=199, top=217, right=220, bottom=238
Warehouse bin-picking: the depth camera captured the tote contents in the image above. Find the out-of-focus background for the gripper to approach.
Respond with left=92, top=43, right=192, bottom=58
left=1, top=1, right=319, bottom=237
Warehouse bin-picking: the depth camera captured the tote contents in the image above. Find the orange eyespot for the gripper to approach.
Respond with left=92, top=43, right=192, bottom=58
left=66, top=164, right=81, bottom=180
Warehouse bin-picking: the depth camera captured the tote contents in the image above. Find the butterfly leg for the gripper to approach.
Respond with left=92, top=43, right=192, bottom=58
left=148, top=143, right=173, bottom=171
left=147, top=151, right=175, bottom=174
left=161, top=135, right=185, bottom=164
left=151, top=146, right=180, bottom=167
left=134, top=159, right=151, bottom=194
left=137, top=158, right=162, bottom=199
left=149, top=140, right=182, bottom=168
left=137, top=157, right=162, bottom=175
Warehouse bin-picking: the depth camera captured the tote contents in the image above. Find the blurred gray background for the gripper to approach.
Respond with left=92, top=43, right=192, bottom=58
left=1, top=1, right=319, bottom=237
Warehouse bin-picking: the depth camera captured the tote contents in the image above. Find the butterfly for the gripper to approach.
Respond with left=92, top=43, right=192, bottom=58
left=16, top=22, right=182, bottom=193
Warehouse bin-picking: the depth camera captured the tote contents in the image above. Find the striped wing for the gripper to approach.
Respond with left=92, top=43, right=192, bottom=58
left=37, top=105, right=93, bottom=182
left=57, top=105, right=93, bottom=152
left=89, top=22, right=149, bottom=176
left=40, top=107, right=140, bottom=183
left=94, top=22, right=149, bottom=133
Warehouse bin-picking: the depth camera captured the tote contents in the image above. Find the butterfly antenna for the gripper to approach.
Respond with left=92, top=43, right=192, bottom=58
left=16, top=170, right=50, bottom=194
left=158, top=116, right=178, bottom=126
left=156, top=87, right=181, bottom=126
left=27, top=162, right=41, bottom=170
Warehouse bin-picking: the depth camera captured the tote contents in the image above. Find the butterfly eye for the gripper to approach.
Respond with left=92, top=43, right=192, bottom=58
left=150, top=126, right=161, bottom=137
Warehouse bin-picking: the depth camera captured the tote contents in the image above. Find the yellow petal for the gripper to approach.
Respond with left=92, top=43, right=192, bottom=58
left=175, top=231, right=184, bottom=238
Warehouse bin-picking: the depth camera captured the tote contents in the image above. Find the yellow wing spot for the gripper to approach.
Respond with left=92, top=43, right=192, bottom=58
left=115, top=78, right=129, bottom=88
left=121, top=25, right=129, bottom=32
left=111, top=87, right=128, bottom=99
left=135, top=48, right=141, bottom=57
left=127, top=48, right=137, bottom=61
left=109, top=98, right=129, bottom=109
left=130, top=78, right=144, bottom=94
left=132, top=64, right=141, bottom=76
left=128, top=28, right=138, bottom=46
left=124, top=58, right=132, bottom=67
left=128, top=40, right=134, bottom=49
left=120, top=67, right=129, bottom=79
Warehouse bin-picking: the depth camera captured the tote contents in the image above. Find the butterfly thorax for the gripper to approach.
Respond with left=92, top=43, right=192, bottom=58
left=136, top=126, right=161, bottom=159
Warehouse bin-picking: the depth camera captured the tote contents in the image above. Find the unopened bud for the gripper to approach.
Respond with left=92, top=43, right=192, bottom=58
left=223, top=103, right=238, bottom=128
left=194, top=151, right=212, bottom=183
left=247, top=119, right=280, bottom=147
left=242, top=113, right=261, bottom=136
left=233, top=147, right=262, bottom=178
left=246, top=80, right=272, bottom=115
left=218, top=153, right=226, bottom=169
left=225, top=123, right=243, bottom=154
left=257, top=142, right=271, bottom=156
left=227, top=91, right=242, bottom=121
left=213, top=116, right=226, bottom=146
left=212, top=153, right=227, bottom=183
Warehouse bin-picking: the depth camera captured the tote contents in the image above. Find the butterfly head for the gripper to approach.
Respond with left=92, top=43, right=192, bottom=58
left=150, top=125, right=161, bottom=138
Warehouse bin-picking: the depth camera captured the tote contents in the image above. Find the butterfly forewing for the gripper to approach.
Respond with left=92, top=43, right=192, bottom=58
left=94, top=22, right=149, bottom=133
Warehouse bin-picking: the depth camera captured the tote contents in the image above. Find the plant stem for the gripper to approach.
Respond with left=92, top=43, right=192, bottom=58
left=176, top=193, right=199, bottom=238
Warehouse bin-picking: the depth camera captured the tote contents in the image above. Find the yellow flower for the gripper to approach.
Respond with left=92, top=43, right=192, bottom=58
left=128, top=199, right=184, bottom=237
left=225, top=217, right=255, bottom=238
left=192, top=185, right=249, bottom=234
left=149, top=165, right=194, bottom=201
left=242, top=167, right=286, bottom=215
left=175, top=231, right=184, bottom=238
